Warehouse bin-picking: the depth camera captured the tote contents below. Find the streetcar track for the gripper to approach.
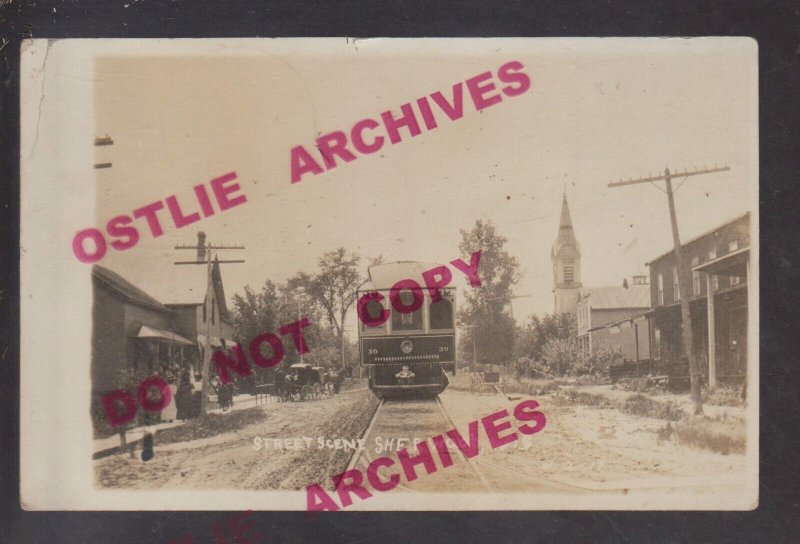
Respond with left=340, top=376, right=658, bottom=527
left=434, top=396, right=493, bottom=492
left=346, top=396, right=494, bottom=493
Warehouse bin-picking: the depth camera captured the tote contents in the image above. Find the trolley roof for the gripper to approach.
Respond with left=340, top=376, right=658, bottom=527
left=360, top=261, right=443, bottom=292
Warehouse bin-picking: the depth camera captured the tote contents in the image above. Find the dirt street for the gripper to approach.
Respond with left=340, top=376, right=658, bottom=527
left=438, top=389, right=747, bottom=491
left=95, top=390, right=378, bottom=490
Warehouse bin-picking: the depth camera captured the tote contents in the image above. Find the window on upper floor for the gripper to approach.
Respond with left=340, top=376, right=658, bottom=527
left=673, top=267, right=680, bottom=302
left=709, top=247, right=717, bottom=261
left=657, top=273, right=664, bottom=306
left=731, top=275, right=741, bottom=286
left=712, top=274, right=719, bottom=291
left=693, top=270, right=701, bottom=296
left=729, top=239, right=739, bottom=252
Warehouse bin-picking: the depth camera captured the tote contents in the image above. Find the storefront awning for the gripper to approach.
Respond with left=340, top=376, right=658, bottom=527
left=135, top=325, right=195, bottom=346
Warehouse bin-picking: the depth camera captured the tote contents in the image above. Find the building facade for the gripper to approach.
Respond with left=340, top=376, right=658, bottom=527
left=647, top=213, right=750, bottom=386
left=575, top=277, right=650, bottom=358
left=551, top=192, right=582, bottom=315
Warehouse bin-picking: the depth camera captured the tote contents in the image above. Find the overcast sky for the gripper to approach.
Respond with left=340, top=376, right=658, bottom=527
left=93, top=39, right=757, bottom=332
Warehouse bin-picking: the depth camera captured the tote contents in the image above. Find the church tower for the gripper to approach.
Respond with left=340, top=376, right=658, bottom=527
left=551, top=191, right=582, bottom=314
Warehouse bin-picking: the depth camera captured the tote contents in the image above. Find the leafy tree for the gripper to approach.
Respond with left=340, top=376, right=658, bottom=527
left=541, top=337, right=581, bottom=377
left=515, top=312, right=577, bottom=362
left=288, top=248, right=363, bottom=338
left=456, top=220, right=520, bottom=365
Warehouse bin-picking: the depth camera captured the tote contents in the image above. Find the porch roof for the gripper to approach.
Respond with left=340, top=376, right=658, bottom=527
left=692, top=246, right=749, bottom=277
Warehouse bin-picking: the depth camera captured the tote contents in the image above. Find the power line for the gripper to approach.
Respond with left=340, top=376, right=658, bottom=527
left=607, top=164, right=730, bottom=415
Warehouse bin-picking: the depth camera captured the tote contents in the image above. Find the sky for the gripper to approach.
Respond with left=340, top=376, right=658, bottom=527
left=92, top=39, right=757, bottom=334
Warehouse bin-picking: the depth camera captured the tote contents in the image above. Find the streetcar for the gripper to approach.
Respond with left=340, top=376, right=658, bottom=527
left=357, top=262, right=455, bottom=399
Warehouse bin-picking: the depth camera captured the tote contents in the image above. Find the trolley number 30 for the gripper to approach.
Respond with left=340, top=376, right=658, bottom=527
left=438, top=346, right=449, bottom=352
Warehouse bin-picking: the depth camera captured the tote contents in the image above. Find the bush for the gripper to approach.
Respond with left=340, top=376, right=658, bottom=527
left=553, top=388, right=615, bottom=408
left=674, top=415, right=746, bottom=454
left=617, top=376, right=667, bottom=394
left=622, top=394, right=682, bottom=421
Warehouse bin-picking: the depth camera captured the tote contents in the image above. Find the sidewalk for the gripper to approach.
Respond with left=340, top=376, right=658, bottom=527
left=92, top=393, right=270, bottom=459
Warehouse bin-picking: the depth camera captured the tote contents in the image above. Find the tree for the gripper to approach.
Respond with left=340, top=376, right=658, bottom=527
left=541, top=337, right=581, bottom=377
left=231, top=280, right=342, bottom=379
left=456, top=220, right=520, bottom=365
left=288, top=247, right=364, bottom=364
left=515, top=312, right=577, bottom=362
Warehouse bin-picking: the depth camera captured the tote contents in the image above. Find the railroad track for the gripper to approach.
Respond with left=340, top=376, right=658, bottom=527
left=346, top=396, right=493, bottom=493
left=346, top=394, right=595, bottom=496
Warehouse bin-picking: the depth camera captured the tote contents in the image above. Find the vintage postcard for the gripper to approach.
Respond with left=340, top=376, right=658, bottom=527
left=20, top=38, right=758, bottom=511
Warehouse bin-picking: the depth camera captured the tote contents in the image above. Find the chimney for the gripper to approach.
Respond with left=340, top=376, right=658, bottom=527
left=197, top=231, right=207, bottom=262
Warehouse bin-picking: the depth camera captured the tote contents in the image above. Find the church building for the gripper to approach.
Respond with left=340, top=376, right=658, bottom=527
left=551, top=192, right=582, bottom=315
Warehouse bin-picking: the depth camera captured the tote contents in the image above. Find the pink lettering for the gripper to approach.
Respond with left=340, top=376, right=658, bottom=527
left=381, top=103, right=421, bottom=144
left=316, top=131, right=357, bottom=170
left=106, top=215, right=139, bottom=251
left=166, top=195, right=201, bottom=229
left=497, top=60, right=531, bottom=97
left=306, top=484, right=340, bottom=512
left=249, top=332, right=284, bottom=369
left=451, top=250, right=483, bottom=286
left=279, top=318, right=311, bottom=354
left=367, top=456, right=400, bottom=492
left=389, top=279, right=424, bottom=314
left=357, top=292, right=391, bottom=326
left=415, top=96, right=438, bottom=130
left=213, top=345, right=253, bottom=385
left=72, top=228, right=107, bottom=263
left=446, top=420, right=481, bottom=458
left=137, top=375, right=172, bottom=412
left=481, top=408, right=518, bottom=449
left=194, top=183, right=216, bottom=217
left=333, top=469, right=373, bottom=507
left=430, top=83, right=464, bottom=121
left=290, top=145, right=324, bottom=184
left=397, top=441, right=438, bottom=482
left=101, top=390, right=138, bottom=427
left=465, top=71, right=502, bottom=111
left=513, top=399, right=547, bottom=435
left=351, top=118, right=385, bottom=154
left=210, top=172, right=247, bottom=211
left=421, top=265, right=453, bottom=302
left=133, top=200, right=166, bottom=238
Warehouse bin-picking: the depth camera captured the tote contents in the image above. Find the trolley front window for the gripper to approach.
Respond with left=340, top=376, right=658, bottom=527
left=360, top=297, right=388, bottom=334
left=391, top=290, right=423, bottom=331
left=429, top=297, right=454, bottom=330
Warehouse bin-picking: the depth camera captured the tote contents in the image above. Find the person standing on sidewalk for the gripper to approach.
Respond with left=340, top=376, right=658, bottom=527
left=161, top=375, right=178, bottom=422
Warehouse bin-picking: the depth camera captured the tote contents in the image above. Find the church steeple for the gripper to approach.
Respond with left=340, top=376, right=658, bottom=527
left=551, top=190, right=582, bottom=314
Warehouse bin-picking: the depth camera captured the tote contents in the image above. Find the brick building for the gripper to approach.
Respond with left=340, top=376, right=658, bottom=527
left=647, top=213, right=750, bottom=386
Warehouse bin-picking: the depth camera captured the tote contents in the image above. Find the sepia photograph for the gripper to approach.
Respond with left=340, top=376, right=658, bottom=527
left=20, top=37, right=758, bottom=511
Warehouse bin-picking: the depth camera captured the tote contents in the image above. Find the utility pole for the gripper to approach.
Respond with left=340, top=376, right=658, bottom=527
left=608, top=165, right=729, bottom=415
left=340, top=326, right=352, bottom=370
left=175, top=233, right=245, bottom=416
